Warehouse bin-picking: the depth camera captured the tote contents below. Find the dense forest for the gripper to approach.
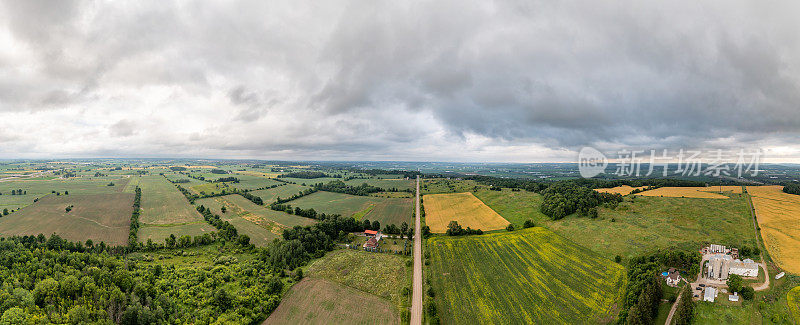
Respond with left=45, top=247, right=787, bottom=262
left=0, top=235, right=282, bottom=324
left=539, top=183, right=623, bottom=219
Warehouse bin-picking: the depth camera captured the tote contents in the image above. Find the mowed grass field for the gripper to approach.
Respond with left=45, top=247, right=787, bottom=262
left=423, top=192, right=509, bottom=233
left=288, top=191, right=411, bottom=226
left=748, top=185, right=800, bottom=274
left=137, top=176, right=203, bottom=225
left=594, top=185, right=647, bottom=196
left=266, top=249, right=409, bottom=325
left=473, top=188, right=546, bottom=226
left=249, top=184, right=310, bottom=204
left=427, top=227, right=626, bottom=324
left=264, top=278, right=399, bottom=325
left=636, top=186, right=741, bottom=199
left=0, top=193, right=133, bottom=245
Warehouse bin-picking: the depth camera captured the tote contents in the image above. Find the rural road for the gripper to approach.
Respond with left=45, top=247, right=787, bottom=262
left=664, top=283, right=684, bottom=325
left=410, top=175, right=422, bottom=325
left=745, top=189, right=771, bottom=291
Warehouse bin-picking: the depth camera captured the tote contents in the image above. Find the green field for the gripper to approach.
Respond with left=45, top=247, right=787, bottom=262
left=549, top=196, right=756, bottom=259
left=266, top=249, right=410, bottom=324
left=138, top=222, right=215, bottom=244
left=0, top=177, right=131, bottom=212
left=427, top=227, right=626, bottom=324
left=421, top=178, right=479, bottom=194
left=287, top=191, right=411, bottom=226
left=343, top=178, right=413, bottom=191
left=249, top=184, right=310, bottom=204
left=790, top=286, right=800, bottom=323
left=137, top=175, right=204, bottom=225
left=278, top=177, right=342, bottom=185
left=227, top=175, right=282, bottom=191
left=0, top=193, right=133, bottom=245
left=473, top=188, right=546, bottom=226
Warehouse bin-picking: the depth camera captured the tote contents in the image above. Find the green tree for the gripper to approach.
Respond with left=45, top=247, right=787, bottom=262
left=0, top=307, right=25, bottom=325
left=727, top=274, right=743, bottom=293
left=740, top=286, right=755, bottom=300
left=674, top=285, right=694, bottom=325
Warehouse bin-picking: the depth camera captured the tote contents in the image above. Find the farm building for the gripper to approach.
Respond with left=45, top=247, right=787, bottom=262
left=729, top=259, right=759, bottom=277
left=708, top=255, right=732, bottom=280
left=364, top=230, right=378, bottom=237
left=665, top=268, right=682, bottom=287
left=363, top=237, right=379, bottom=249
left=709, top=244, right=726, bottom=253
left=703, top=287, right=716, bottom=302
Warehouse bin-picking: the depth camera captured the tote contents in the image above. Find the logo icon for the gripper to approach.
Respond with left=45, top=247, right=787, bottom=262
left=578, top=147, right=608, bottom=178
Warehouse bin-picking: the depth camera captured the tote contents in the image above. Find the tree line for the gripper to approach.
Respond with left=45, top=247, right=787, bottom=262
left=311, top=180, right=383, bottom=196
left=617, top=250, right=700, bottom=324
left=127, top=187, right=142, bottom=248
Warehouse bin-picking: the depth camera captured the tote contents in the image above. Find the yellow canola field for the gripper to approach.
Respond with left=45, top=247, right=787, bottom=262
left=748, top=185, right=800, bottom=274
left=423, top=192, right=510, bottom=233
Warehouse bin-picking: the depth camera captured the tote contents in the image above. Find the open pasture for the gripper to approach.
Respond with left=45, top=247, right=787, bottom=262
left=636, top=186, right=738, bottom=199
left=288, top=191, right=411, bottom=225
left=427, top=227, right=626, bottom=324
left=0, top=193, right=133, bottom=245
left=423, top=192, right=509, bottom=232
left=137, top=176, right=204, bottom=225
left=748, top=185, right=800, bottom=274
left=594, top=185, right=648, bottom=196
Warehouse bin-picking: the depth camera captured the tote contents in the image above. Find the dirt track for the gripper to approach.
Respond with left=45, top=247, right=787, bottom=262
left=410, top=176, right=422, bottom=325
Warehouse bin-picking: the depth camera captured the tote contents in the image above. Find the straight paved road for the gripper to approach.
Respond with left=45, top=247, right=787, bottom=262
left=410, top=175, right=422, bottom=325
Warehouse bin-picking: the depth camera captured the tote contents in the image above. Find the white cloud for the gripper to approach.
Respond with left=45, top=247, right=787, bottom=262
left=1, top=0, right=800, bottom=162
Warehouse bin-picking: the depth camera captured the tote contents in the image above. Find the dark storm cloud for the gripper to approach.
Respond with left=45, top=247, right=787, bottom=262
left=1, top=0, right=800, bottom=161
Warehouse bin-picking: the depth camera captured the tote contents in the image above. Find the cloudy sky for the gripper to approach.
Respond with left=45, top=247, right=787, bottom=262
left=1, top=1, right=799, bottom=162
